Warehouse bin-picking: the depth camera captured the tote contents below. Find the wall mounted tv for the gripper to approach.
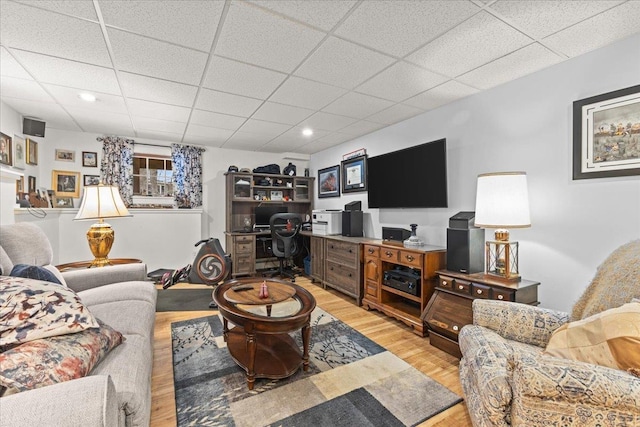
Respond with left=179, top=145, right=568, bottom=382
left=367, top=138, right=448, bottom=208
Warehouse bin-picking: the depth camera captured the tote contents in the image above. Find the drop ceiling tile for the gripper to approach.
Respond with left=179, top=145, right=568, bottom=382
left=127, top=99, right=191, bottom=123
left=108, top=29, right=208, bottom=85
left=15, top=0, right=98, bottom=20
left=296, top=138, right=343, bottom=154
left=365, top=104, right=424, bottom=125
left=65, top=106, right=134, bottom=134
left=356, top=61, right=448, bottom=102
left=100, top=0, right=223, bottom=51
left=120, top=73, right=198, bottom=107
left=404, top=80, right=479, bottom=110
left=215, top=1, right=326, bottom=73
left=0, top=1, right=110, bottom=66
left=269, top=76, right=347, bottom=110
left=298, top=112, right=358, bottom=132
left=295, top=36, right=395, bottom=89
left=542, top=1, right=640, bottom=58
left=132, top=116, right=186, bottom=134
left=268, top=127, right=329, bottom=146
left=249, top=0, right=356, bottom=31
left=252, top=102, right=315, bottom=125
left=196, top=89, right=263, bottom=117
left=1, top=97, right=80, bottom=130
left=135, top=129, right=184, bottom=143
left=203, top=56, right=287, bottom=99
left=223, top=131, right=272, bottom=150
left=11, top=50, right=121, bottom=94
left=457, top=43, right=563, bottom=90
left=314, top=132, right=354, bottom=145
left=43, top=84, right=127, bottom=113
left=182, top=134, right=225, bottom=148
left=190, top=110, right=246, bottom=131
left=490, top=0, right=625, bottom=40
left=407, top=12, right=533, bottom=78
left=1, top=76, right=54, bottom=103
left=322, top=92, right=394, bottom=119
left=339, top=120, right=386, bottom=136
left=185, top=123, right=234, bottom=141
left=238, top=119, right=291, bottom=138
left=0, top=48, right=33, bottom=80
left=334, top=0, right=480, bottom=57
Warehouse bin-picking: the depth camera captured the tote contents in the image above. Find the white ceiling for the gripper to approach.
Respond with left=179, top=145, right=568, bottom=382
left=1, top=0, right=639, bottom=154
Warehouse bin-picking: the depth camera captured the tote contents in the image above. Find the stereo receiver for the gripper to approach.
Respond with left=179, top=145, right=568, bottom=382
left=383, top=266, right=421, bottom=297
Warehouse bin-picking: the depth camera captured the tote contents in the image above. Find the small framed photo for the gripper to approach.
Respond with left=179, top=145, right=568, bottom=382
left=52, top=196, right=74, bottom=208
left=28, top=175, right=36, bottom=193
left=52, top=170, right=80, bottom=198
left=573, top=84, right=640, bottom=180
left=84, top=174, right=100, bottom=186
left=82, top=151, right=98, bottom=167
left=16, top=176, right=24, bottom=193
left=341, top=155, right=368, bottom=193
left=1, top=133, right=13, bottom=166
left=55, top=149, right=75, bottom=162
left=13, top=135, right=25, bottom=169
left=318, top=165, right=340, bottom=198
left=26, top=138, right=38, bottom=165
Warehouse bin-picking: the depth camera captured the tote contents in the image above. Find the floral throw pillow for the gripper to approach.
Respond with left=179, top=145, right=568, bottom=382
left=0, top=319, right=124, bottom=395
left=0, top=276, right=98, bottom=347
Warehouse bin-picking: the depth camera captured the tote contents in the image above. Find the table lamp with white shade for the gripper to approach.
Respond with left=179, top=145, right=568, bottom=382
left=474, top=172, right=531, bottom=281
left=74, top=183, right=131, bottom=267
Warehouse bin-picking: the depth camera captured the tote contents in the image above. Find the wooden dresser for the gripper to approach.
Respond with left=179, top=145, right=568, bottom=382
left=422, top=270, right=540, bottom=357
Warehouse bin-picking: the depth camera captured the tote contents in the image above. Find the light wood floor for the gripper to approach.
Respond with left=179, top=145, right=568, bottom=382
left=150, top=277, right=472, bottom=426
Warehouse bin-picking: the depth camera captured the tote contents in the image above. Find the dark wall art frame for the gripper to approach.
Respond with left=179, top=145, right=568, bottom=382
left=573, top=84, right=640, bottom=180
left=318, top=165, right=340, bottom=198
left=341, top=155, right=367, bottom=193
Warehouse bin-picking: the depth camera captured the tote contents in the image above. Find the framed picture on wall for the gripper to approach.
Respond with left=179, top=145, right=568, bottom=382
left=82, top=151, right=97, bottom=167
left=13, top=135, right=25, bottom=169
left=28, top=176, right=36, bottom=193
left=1, top=133, right=12, bottom=166
left=55, top=149, right=75, bottom=162
left=52, top=196, right=74, bottom=208
left=84, top=174, right=100, bottom=186
left=318, top=165, right=340, bottom=198
left=26, top=138, right=38, bottom=165
left=341, top=155, right=368, bottom=193
left=52, top=170, right=80, bottom=198
left=573, top=84, right=640, bottom=180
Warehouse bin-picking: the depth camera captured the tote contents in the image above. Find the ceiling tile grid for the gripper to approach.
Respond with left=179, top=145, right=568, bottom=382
left=0, top=0, right=638, bottom=154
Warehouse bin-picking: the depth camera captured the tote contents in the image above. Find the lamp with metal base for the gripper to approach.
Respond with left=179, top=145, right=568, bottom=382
left=74, top=184, right=131, bottom=267
left=474, top=172, right=531, bottom=282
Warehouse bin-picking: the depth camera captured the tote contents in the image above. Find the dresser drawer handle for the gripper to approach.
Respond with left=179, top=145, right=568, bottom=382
left=349, top=249, right=353, bottom=253
left=348, top=273, right=352, bottom=277
left=368, top=248, right=374, bottom=254
left=458, top=285, right=464, bottom=290
left=330, top=245, right=334, bottom=249
left=442, top=280, right=448, bottom=285
left=476, top=289, right=483, bottom=295
left=497, top=294, right=504, bottom=300
left=405, top=255, right=414, bottom=262
left=452, top=325, right=459, bottom=331
left=385, top=251, right=393, bottom=258
left=330, top=267, right=334, bottom=271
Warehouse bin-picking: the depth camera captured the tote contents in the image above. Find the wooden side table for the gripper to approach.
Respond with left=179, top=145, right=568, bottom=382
left=56, top=258, right=142, bottom=272
left=422, top=270, right=540, bottom=358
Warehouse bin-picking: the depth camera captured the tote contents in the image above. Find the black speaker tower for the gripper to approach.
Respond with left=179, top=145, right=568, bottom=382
left=446, top=212, right=484, bottom=274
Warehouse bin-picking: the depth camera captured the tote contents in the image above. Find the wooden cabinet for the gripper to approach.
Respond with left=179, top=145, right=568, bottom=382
left=361, top=242, right=446, bottom=337
left=324, top=239, right=362, bottom=305
left=226, top=234, right=256, bottom=277
left=310, top=236, right=325, bottom=283
left=422, top=270, right=540, bottom=357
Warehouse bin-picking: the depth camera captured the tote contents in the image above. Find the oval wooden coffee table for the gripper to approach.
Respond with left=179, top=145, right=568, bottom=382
left=212, top=278, right=316, bottom=390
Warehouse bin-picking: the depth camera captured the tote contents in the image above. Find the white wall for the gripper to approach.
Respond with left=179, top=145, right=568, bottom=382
left=310, top=34, right=640, bottom=313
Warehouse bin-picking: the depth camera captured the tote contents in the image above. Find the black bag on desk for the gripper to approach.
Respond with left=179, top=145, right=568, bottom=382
left=253, top=164, right=280, bottom=175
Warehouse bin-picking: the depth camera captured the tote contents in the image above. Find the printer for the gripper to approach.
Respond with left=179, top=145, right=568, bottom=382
left=312, top=209, right=342, bottom=235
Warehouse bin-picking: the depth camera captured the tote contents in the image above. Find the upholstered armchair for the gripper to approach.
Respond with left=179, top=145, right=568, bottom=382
left=458, top=240, right=640, bottom=426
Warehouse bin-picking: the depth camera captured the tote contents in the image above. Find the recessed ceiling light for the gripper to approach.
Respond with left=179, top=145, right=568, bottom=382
left=302, top=128, right=313, bottom=137
left=79, top=93, right=96, bottom=102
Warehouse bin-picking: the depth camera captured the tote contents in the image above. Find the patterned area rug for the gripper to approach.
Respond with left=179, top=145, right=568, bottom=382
left=171, top=307, right=462, bottom=427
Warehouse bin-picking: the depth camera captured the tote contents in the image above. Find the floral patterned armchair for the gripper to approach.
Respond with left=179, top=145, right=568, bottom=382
left=458, top=240, right=640, bottom=426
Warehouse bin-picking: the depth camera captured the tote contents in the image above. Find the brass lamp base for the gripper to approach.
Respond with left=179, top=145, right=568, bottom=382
left=86, top=221, right=115, bottom=268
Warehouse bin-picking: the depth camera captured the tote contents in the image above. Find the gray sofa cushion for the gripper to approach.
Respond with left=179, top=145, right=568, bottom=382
left=0, top=223, right=54, bottom=267
left=0, top=245, right=13, bottom=276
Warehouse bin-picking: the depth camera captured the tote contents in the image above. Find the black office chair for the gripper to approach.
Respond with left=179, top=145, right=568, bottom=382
left=268, top=213, right=302, bottom=281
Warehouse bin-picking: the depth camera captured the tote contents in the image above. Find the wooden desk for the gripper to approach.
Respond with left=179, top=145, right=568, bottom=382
left=56, top=258, right=142, bottom=272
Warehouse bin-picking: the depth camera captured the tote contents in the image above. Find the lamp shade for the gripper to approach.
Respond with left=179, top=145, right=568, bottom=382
left=75, top=184, right=131, bottom=220
left=474, top=172, right=530, bottom=228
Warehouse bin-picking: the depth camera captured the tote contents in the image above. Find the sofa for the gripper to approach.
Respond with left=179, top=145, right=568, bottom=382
left=459, top=240, right=640, bottom=426
left=0, top=222, right=157, bottom=427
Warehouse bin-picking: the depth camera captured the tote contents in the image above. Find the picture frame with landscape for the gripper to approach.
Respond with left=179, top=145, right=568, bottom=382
left=573, top=84, right=640, bottom=180
left=84, top=174, right=100, bottom=186
left=53, top=196, right=74, bottom=208
left=318, top=165, right=340, bottom=198
left=55, top=149, right=75, bottom=162
left=52, top=170, right=80, bottom=198
left=83, top=151, right=97, bottom=167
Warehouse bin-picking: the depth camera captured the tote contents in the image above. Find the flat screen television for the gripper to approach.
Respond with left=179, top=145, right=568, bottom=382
left=254, top=205, right=288, bottom=228
left=367, top=138, right=448, bottom=208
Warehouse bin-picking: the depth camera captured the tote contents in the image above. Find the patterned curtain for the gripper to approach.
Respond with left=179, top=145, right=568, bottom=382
left=171, top=144, right=205, bottom=208
left=98, top=136, right=134, bottom=207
